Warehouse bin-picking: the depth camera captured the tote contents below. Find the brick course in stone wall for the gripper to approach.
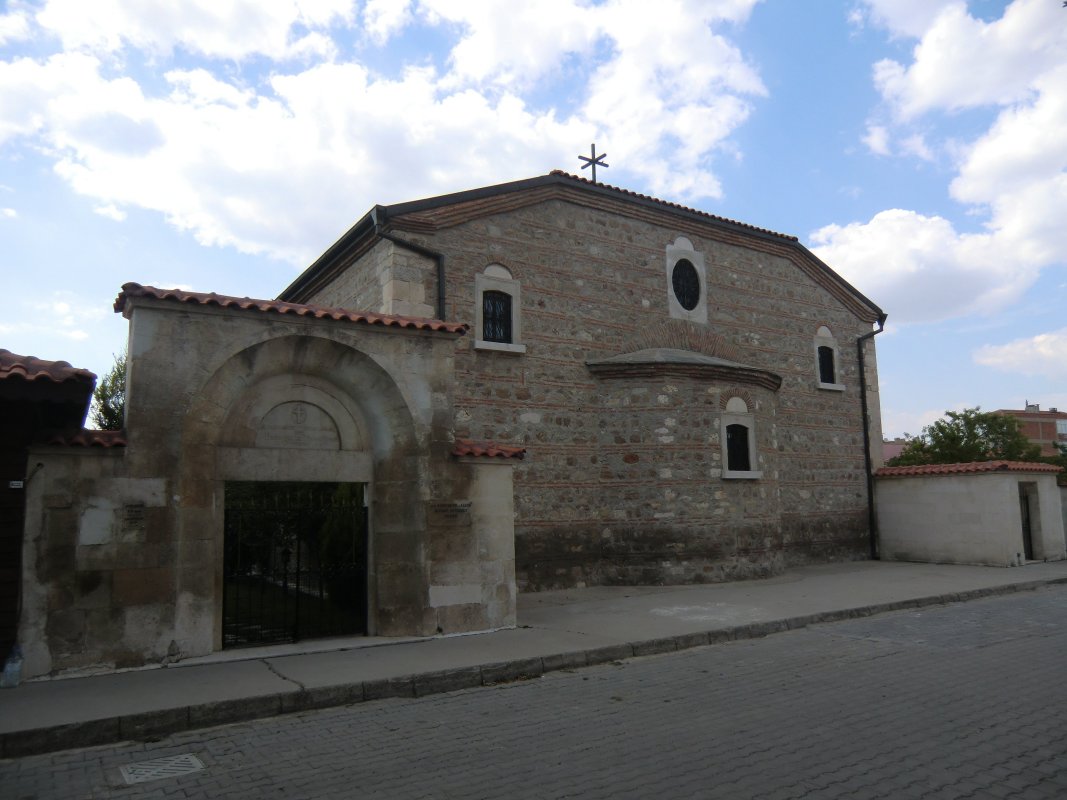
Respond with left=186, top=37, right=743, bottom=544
left=306, top=192, right=882, bottom=589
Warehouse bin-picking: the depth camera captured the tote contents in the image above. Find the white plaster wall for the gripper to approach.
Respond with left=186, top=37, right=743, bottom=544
left=468, top=459, right=517, bottom=629
left=876, top=472, right=1066, bottom=567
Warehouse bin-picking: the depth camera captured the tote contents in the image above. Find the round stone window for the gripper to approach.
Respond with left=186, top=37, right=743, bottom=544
left=672, top=258, right=700, bottom=311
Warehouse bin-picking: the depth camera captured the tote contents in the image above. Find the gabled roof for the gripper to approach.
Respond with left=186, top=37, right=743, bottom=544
left=280, top=171, right=885, bottom=324
left=876, top=461, right=1062, bottom=478
left=0, top=349, right=96, bottom=437
left=115, top=283, right=468, bottom=335
left=47, top=429, right=128, bottom=448
left=0, top=349, right=96, bottom=386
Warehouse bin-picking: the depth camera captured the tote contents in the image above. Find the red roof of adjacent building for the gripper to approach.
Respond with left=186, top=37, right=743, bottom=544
left=452, top=439, right=526, bottom=460
left=0, top=349, right=96, bottom=385
left=47, top=429, right=128, bottom=448
left=114, top=283, right=469, bottom=335
left=876, top=460, right=1062, bottom=478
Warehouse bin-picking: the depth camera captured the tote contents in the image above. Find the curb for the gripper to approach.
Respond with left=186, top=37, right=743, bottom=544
left=4, top=576, right=1066, bottom=759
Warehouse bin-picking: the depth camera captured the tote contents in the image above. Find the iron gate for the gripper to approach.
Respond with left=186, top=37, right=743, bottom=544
left=223, top=481, right=368, bottom=647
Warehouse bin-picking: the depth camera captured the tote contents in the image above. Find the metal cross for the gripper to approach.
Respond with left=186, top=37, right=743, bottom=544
left=578, top=143, right=608, bottom=183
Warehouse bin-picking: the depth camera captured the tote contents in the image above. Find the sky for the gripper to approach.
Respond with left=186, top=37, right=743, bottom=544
left=1, top=0, right=1065, bottom=438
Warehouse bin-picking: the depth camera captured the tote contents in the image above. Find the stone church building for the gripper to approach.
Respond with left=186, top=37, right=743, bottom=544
left=280, top=171, right=887, bottom=589
left=14, top=171, right=885, bottom=677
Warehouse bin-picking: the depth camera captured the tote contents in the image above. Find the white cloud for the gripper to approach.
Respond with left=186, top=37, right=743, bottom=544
left=818, top=0, right=1067, bottom=326
left=33, top=0, right=356, bottom=60
left=94, top=204, right=126, bottom=221
left=0, top=1, right=766, bottom=264
left=362, top=0, right=413, bottom=44
left=858, top=0, right=960, bottom=39
left=870, top=0, right=1065, bottom=121
left=974, top=328, right=1067, bottom=381
left=1, top=207, right=16, bottom=218
left=862, top=124, right=889, bottom=156
left=810, top=209, right=1036, bottom=324
left=0, top=8, right=31, bottom=44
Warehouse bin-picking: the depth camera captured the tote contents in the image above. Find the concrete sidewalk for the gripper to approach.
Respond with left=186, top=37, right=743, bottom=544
left=2, top=560, right=1066, bottom=758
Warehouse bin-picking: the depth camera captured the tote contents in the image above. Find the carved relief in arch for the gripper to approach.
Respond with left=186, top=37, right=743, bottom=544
left=256, top=401, right=340, bottom=450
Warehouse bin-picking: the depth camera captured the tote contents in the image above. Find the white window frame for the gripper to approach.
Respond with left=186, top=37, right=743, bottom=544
left=721, top=397, right=762, bottom=480
left=814, top=326, right=845, bottom=391
left=474, top=264, right=526, bottom=354
left=666, top=237, right=708, bottom=325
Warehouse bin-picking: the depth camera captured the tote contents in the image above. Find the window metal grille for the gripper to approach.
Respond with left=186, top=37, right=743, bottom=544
left=483, top=290, right=513, bottom=343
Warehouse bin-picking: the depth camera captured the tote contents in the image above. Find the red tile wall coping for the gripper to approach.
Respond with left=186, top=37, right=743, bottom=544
left=0, top=349, right=96, bottom=385
left=876, top=460, right=1062, bottom=478
left=548, top=170, right=798, bottom=242
left=46, top=429, right=128, bottom=448
left=114, top=283, right=469, bottom=335
left=452, top=439, right=526, bottom=460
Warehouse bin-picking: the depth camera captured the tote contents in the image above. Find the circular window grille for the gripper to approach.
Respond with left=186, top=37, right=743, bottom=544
left=672, top=259, right=700, bottom=311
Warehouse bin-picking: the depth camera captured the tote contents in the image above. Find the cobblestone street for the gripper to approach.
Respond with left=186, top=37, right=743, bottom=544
left=4, top=585, right=1066, bottom=799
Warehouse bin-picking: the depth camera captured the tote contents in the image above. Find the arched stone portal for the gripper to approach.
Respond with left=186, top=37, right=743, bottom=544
left=173, top=335, right=432, bottom=655
left=17, top=285, right=519, bottom=677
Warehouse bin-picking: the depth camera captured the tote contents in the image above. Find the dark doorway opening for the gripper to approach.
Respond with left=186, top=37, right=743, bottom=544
left=1019, top=484, right=1035, bottom=561
left=223, top=481, right=368, bottom=648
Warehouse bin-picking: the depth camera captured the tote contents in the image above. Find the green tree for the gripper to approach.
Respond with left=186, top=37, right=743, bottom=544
left=90, top=350, right=126, bottom=431
left=887, top=407, right=1041, bottom=466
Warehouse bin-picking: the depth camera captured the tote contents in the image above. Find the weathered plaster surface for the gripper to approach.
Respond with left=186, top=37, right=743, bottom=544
left=876, top=472, right=1066, bottom=567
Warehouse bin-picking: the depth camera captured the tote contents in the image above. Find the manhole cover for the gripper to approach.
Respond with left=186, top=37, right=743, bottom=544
left=120, top=753, right=205, bottom=784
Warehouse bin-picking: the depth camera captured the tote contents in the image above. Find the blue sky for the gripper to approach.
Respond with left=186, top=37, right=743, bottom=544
left=1, top=0, right=1065, bottom=437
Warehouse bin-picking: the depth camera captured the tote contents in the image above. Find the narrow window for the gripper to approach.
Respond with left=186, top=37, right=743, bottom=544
left=726, top=424, right=751, bottom=472
left=818, top=345, right=835, bottom=385
left=814, top=325, right=843, bottom=390
left=482, top=290, right=512, bottom=344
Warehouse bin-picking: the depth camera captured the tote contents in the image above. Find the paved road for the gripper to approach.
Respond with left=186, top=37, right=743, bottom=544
left=5, top=586, right=1067, bottom=799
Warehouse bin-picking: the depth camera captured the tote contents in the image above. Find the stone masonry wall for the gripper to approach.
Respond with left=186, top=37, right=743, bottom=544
left=312, top=196, right=879, bottom=589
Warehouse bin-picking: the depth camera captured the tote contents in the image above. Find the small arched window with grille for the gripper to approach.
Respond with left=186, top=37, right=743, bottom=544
left=474, top=264, right=525, bottom=353
left=482, top=290, right=513, bottom=344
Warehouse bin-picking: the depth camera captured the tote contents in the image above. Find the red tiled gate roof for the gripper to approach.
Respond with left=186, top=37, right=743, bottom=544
left=114, top=283, right=469, bottom=335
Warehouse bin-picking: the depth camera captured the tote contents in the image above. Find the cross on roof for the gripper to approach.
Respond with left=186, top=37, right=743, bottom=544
left=578, top=143, right=608, bottom=183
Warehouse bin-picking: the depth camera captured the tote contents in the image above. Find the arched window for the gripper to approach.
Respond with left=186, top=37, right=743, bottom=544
left=721, top=397, right=761, bottom=479
left=814, top=326, right=844, bottom=390
left=726, top=424, right=751, bottom=472
left=474, top=265, right=525, bottom=354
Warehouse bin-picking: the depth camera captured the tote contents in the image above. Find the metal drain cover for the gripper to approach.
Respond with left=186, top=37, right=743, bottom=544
left=120, top=753, right=205, bottom=784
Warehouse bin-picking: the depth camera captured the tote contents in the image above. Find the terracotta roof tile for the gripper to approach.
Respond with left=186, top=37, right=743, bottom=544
left=114, top=283, right=469, bottom=335
left=452, top=439, right=526, bottom=460
left=876, top=460, right=1062, bottom=478
left=47, top=429, right=127, bottom=448
left=0, top=349, right=96, bottom=385
left=548, top=170, right=799, bottom=242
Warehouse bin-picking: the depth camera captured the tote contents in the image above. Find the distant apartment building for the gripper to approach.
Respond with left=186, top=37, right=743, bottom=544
left=997, top=403, right=1067, bottom=457
left=882, top=437, right=907, bottom=462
